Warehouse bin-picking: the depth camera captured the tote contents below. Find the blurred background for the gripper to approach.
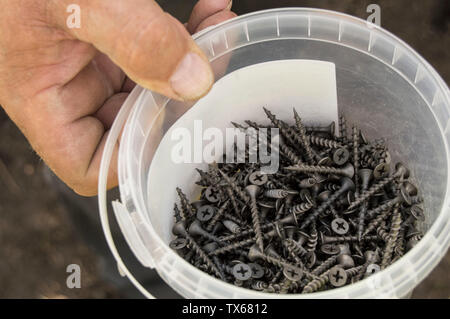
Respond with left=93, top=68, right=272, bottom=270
left=0, top=0, right=449, bottom=298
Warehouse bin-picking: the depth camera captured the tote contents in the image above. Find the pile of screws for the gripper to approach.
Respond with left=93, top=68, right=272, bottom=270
left=170, top=108, right=425, bottom=294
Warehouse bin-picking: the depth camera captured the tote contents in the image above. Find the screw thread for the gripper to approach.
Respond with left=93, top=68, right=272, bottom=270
left=311, top=255, right=338, bottom=276
left=176, top=187, right=196, bottom=218
left=307, top=135, right=342, bottom=149
left=306, top=226, right=318, bottom=252
left=249, top=196, right=265, bottom=251
left=365, top=196, right=401, bottom=220
left=218, top=169, right=250, bottom=202
left=293, top=109, right=315, bottom=164
left=264, top=189, right=290, bottom=199
left=376, top=224, right=390, bottom=242
left=348, top=176, right=395, bottom=210
left=300, top=188, right=344, bottom=230
left=285, top=164, right=350, bottom=177
left=290, top=202, right=314, bottom=215
left=206, top=200, right=230, bottom=232
left=363, top=208, right=393, bottom=236
left=339, top=115, right=348, bottom=144
left=381, top=207, right=402, bottom=269
left=302, top=270, right=330, bottom=294
left=186, top=235, right=222, bottom=278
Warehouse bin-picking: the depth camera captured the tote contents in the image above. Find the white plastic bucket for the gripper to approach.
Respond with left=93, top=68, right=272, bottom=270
left=98, top=8, right=450, bottom=298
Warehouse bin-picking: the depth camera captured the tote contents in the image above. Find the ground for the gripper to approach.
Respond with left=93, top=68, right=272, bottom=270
left=0, top=0, right=448, bottom=298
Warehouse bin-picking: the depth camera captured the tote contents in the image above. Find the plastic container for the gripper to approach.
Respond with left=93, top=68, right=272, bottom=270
left=98, top=8, right=450, bottom=298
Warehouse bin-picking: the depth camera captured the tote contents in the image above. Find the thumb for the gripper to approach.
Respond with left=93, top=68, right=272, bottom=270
left=51, top=0, right=214, bottom=101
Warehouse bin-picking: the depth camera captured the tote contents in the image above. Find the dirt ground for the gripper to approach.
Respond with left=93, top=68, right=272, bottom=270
left=0, top=1, right=449, bottom=299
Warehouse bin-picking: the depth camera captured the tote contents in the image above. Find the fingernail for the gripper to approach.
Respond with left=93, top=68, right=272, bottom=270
left=170, top=52, right=214, bottom=100
left=226, top=0, right=233, bottom=10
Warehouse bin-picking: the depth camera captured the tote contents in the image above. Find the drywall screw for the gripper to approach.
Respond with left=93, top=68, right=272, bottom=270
left=176, top=187, right=196, bottom=218
left=279, top=138, right=304, bottom=165
left=263, top=107, right=301, bottom=148
left=320, top=243, right=341, bottom=255
left=311, top=255, right=338, bottom=276
left=248, top=244, right=301, bottom=272
left=189, top=219, right=222, bottom=243
left=348, top=162, right=410, bottom=210
left=381, top=206, right=402, bottom=269
left=252, top=281, right=268, bottom=291
left=299, top=177, right=355, bottom=230
left=173, top=203, right=185, bottom=222
left=376, top=222, right=390, bottom=242
left=264, top=189, right=296, bottom=199
left=352, top=127, right=360, bottom=191
left=203, top=242, right=226, bottom=278
left=218, top=169, right=250, bottom=203
left=363, top=187, right=410, bottom=221
left=225, top=186, right=241, bottom=217
left=302, top=269, right=331, bottom=294
left=362, top=207, right=393, bottom=236
left=307, top=135, right=343, bottom=149
left=290, top=202, right=314, bottom=215
left=364, top=264, right=381, bottom=278
left=357, top=169, right=373, bottom=240
left=222, top=219, right=241, bottom=234
left=338, top=114, right=348, bottom=144
left=205, top=200, right=229, bottom=232
left=285, top=163, right=355, bottom=179
left=331, top=218, right=350, bottom=235
left=172, top=221, right=223, bottom=278
left=246, top=185, right=265, bottom=251
left=231, top=263, right=253, bottom=281
left=320, top=233, right=379, bottom=244
left=204, top=186, right=221, bottom=203
left=293, top=108, right=314, bottom=164
left=333, top=147, right=350, bottom=166
left=306, top=122, right=336, bottom=136
left=196, top=205, right=216, bottom=222
left=249, top=171, right=268, bottom=186
left=373, top=162, right=390, bottom=179
left=209, top=237, right=256, bottom=256
left=306, top=225, right=318, bottom=252
left=329, top=266, right=348, bottom=287
left=354, top=250, right=380, bottom=281
left=248, top=263, right=265, bottom=279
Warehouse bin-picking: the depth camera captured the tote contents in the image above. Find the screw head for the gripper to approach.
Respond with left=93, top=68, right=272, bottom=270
left=321, top=244, right=340, bottom=255
left=249, top=171, right=268, bottom=186
left=248, top=263, right=265, bottom=279
left=204, top=186, right=220, bottom=203
left=196, top=205, right=216, bottom=222
left=331, top=218, right=350, bottom=235
left=366, top=263, right=381, bottom=276
left=232, top=263, right=252, bottom=281
left=410, top=205, right=425, bottom=221
left=373, top=163, right=390, bottom=179
left=169, top=238, right=188, bottom=250
left=403, top=181, right=418, bottom=196
left=329, top=266, right=348, bottom=287
left=333, top=148, right=350, bottom=165
left=283, top=265, right=303, bottom=282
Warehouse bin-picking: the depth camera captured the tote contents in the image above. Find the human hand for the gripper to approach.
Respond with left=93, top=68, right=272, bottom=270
left=0, top=0, right=236, bottom=196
